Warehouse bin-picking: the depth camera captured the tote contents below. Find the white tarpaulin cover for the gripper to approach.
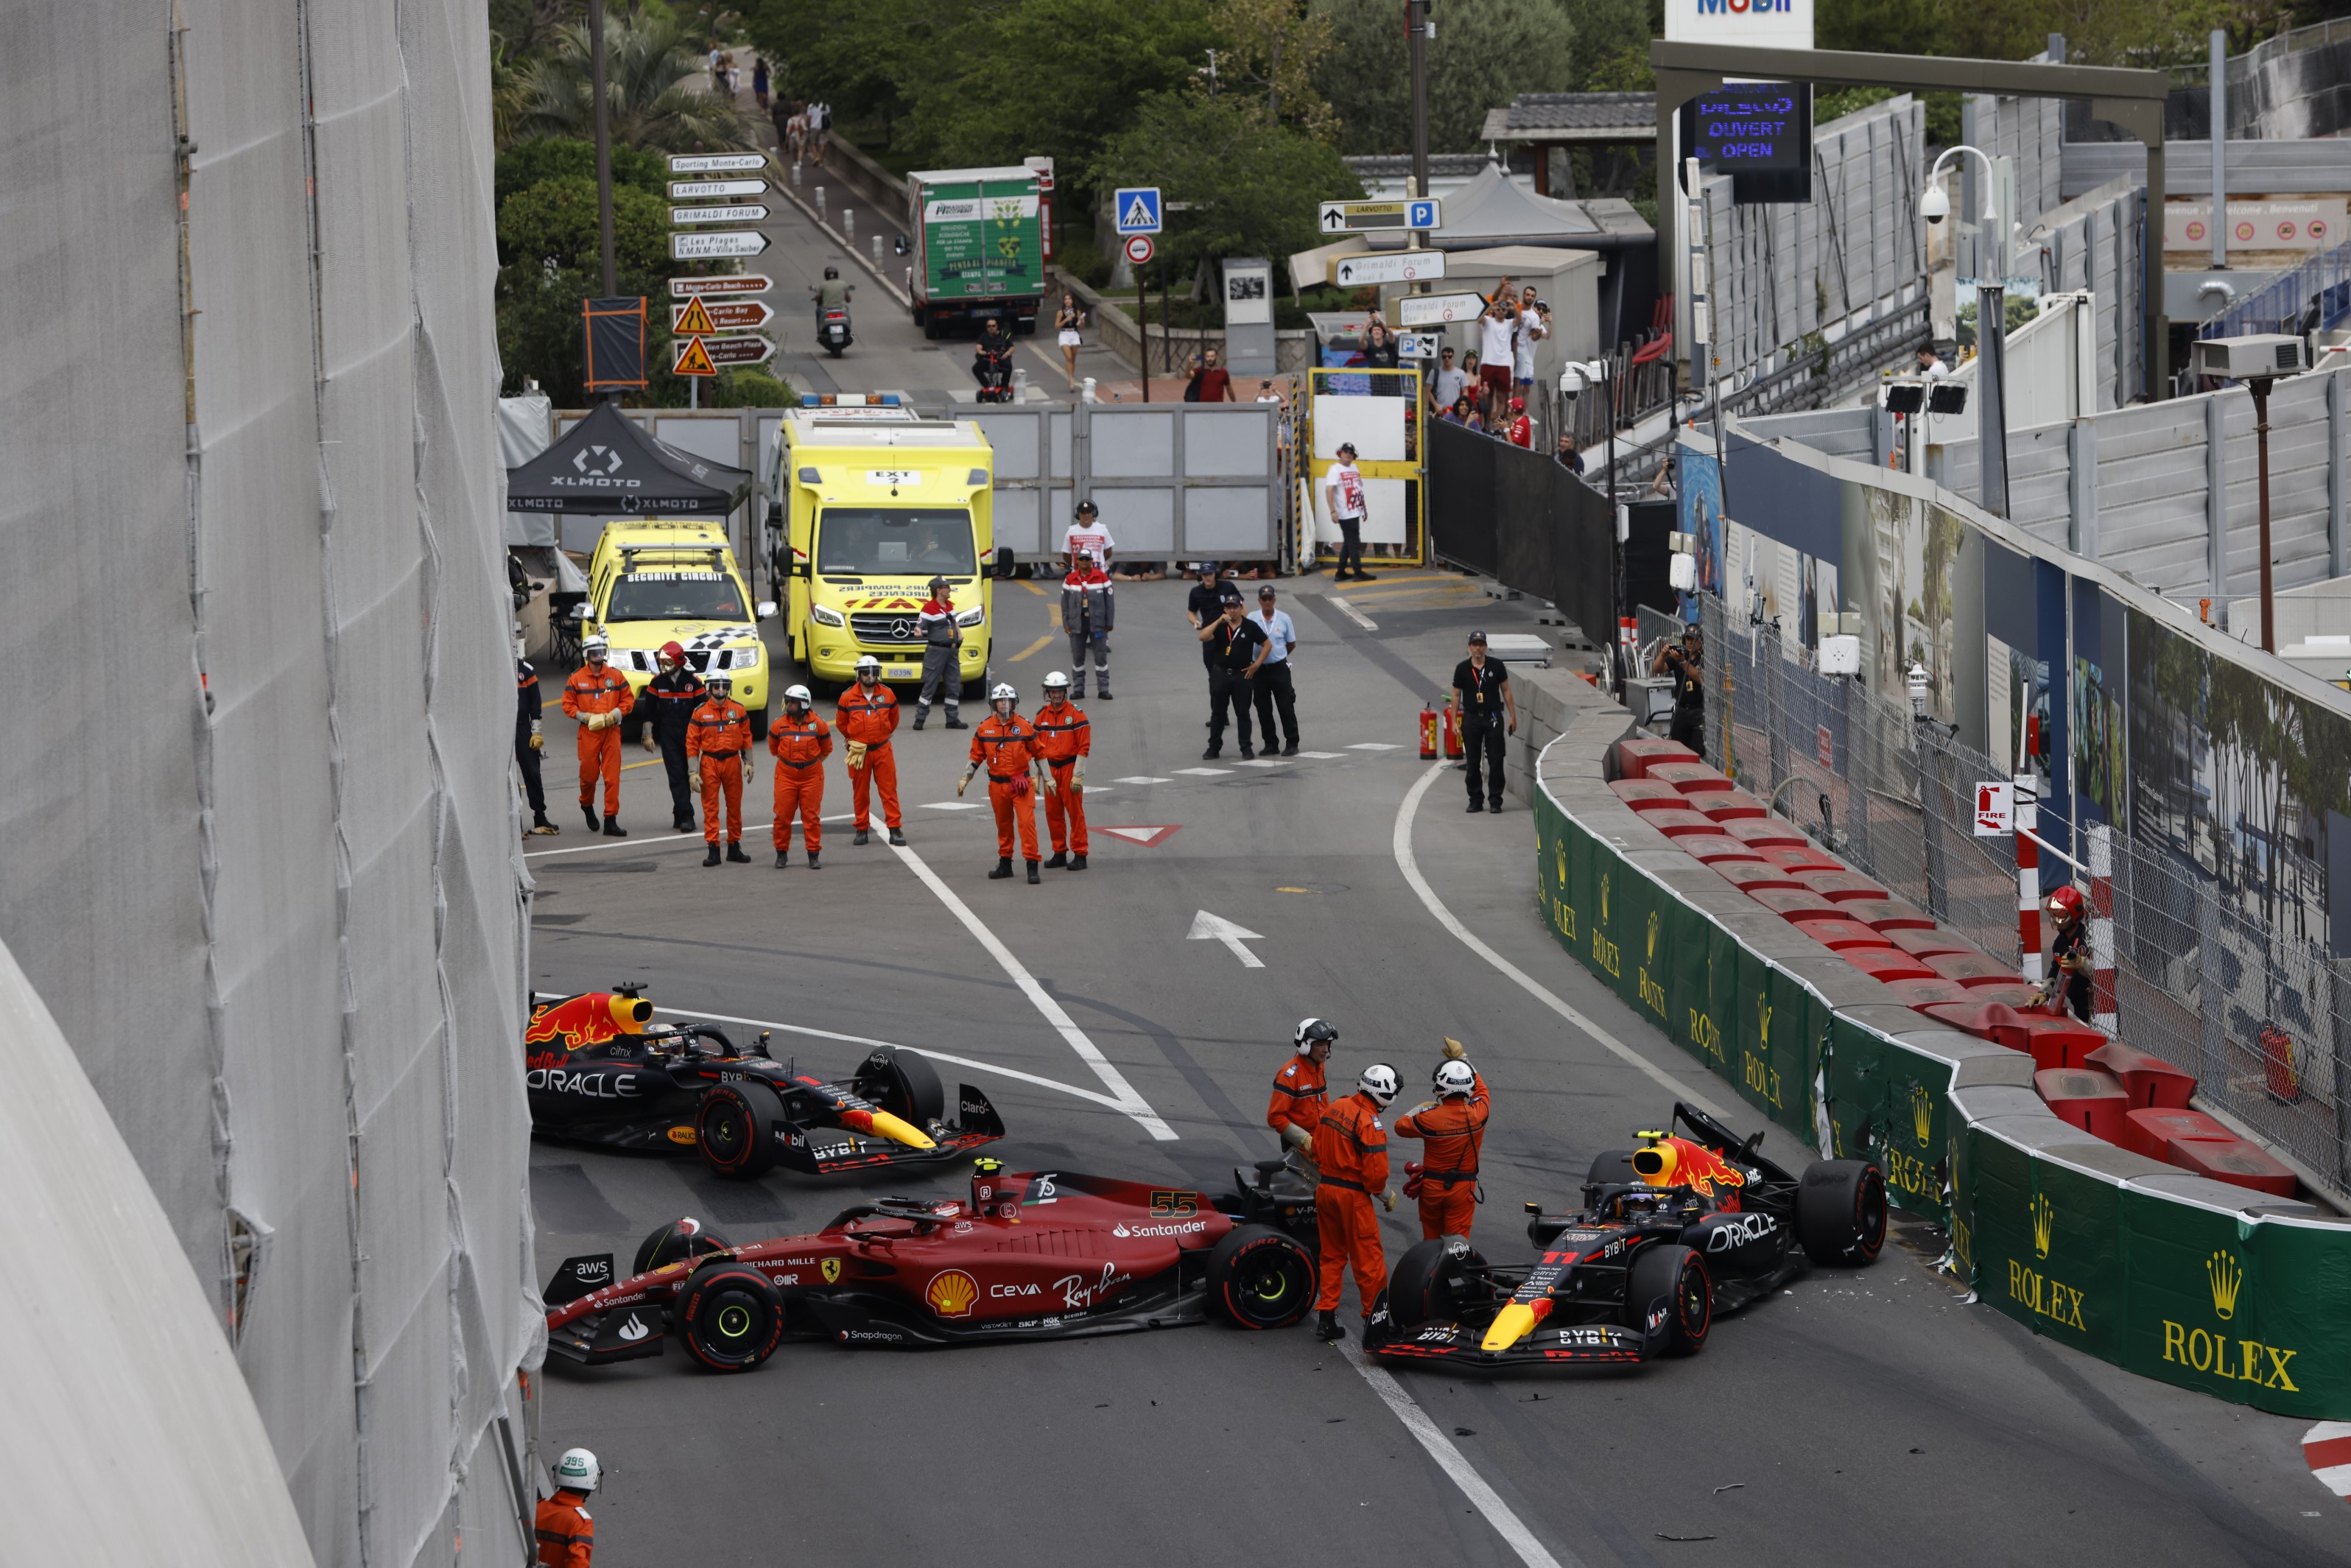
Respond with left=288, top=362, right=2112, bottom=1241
left=2, top=2, right=537, bottom=1564
left=502, top=394, right=556, bottom=546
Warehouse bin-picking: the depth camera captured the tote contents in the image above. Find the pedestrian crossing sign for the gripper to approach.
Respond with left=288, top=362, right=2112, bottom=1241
left=1113, top=187, right=1163, bottom=236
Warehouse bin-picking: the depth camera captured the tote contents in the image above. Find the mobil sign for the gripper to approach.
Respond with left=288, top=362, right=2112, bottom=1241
left=1663, top=0, right=1813, bottom=49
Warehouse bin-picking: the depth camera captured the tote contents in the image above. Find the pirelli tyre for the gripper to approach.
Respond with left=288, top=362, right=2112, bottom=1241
left=854, top=1044, right=944, bottom=1132
left=1624, top=1242, right=1711, bottom=1356
left=1796, top=1158, right=1888, bottom=1266
left=633, top=1217, right=734, bottom=1278
left=695, top=1080, right=784, bottom=1180
left=1385, top=1237, right=1487, bottom=1330
left=675, top=1262, right=786, bottom=1372
left=1206, top=1225, right=1315, bottom=1329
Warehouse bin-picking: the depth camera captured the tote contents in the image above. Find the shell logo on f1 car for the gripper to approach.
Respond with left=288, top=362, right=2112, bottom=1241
left=927, top=1269, right=979, bottom=1317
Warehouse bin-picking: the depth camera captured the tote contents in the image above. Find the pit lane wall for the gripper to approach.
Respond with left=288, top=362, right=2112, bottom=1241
left=1533, top=715, right=2351, bottom=1418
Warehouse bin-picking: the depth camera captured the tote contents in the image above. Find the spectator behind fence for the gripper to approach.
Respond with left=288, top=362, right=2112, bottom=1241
left=1432, top=345, right=1466, bottom=412
left=1555, top=432, right=1584, bottom=474
left=1441, top=393, right=1482, bottom=432
left=1477, top=300, right=1514, bottom=423
left=1361, top=320, right=1402, bottom=394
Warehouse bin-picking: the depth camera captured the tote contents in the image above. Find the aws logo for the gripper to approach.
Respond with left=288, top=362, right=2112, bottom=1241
left=2158, top=1250, right=2299, bottom=1391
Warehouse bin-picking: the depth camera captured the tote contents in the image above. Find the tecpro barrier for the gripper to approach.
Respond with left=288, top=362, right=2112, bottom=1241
left=1533, top=711, right=2351, bottom=1417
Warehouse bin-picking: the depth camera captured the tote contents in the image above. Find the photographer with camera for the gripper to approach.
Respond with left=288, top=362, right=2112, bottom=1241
left=1651, top=624, right=1705, bottom=753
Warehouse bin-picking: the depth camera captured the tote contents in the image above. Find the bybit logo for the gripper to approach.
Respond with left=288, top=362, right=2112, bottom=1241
left=2030, top=1192, right=2054, bottom=1260
left=2207, top=1251, right=2242, bottom=1321
left=1911, top=1085, right=1934, bottom=1147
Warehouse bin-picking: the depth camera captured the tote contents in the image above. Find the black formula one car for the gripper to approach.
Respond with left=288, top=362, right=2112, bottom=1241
left=1365, top=1103, right=1886, bottom=1371
left=543, top=1161, right=1322, bottom=1369
left=525, top=989, right=1002, bottom=1179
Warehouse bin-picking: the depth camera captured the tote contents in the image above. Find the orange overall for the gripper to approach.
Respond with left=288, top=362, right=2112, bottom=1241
left=1394, top=1082, right=1490, bottom=1240
left=767, top=713, right=832, bottom=851
left=834, top=683, right=902, bottom=830
left=969, top=713, right=1040, bottom=861
left=1266, top=1055, right=1328, bottom=1144
left=686, top=695, right=751, bottom=844
left=1313, top=1091, right=1391, bottom=1315
left=560, top=664, right=633, bottom=815
left=535, top=1490, right=594, bottom=1567
left=1030, top=697, right=1091, bottom=856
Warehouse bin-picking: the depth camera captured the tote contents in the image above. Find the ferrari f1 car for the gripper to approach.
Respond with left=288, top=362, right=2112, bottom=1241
left=1364, top=1102, right=1886, bottom=1370
left=525, top=990, right=1002, bottom=1179
left=544, top=1160, right=1321, bottom=1370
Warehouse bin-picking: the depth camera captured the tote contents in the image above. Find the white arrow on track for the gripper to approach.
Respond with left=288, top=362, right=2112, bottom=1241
left=1187, top=910, right=1265, bottom=968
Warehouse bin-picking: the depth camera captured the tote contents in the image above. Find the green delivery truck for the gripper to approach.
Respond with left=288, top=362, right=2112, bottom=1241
left=907, top=162, right=1052, bottom=339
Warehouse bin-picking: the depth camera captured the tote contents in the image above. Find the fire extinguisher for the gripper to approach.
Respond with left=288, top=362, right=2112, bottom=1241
left=1441, top=703, right=1463, bottom=759
left=1419, top=703, right=1439, bottom=759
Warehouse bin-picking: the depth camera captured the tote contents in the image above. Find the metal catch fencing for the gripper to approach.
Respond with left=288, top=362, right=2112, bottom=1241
left=1688, top=594, right=2351, bottom=1199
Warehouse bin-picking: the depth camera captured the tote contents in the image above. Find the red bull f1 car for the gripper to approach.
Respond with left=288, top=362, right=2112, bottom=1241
left=543, top=1161, right=1321, bottom=1370
left=1365, top=1103, right=1886, bottom=1371
left=525, top=990, right=1002, bottom=1179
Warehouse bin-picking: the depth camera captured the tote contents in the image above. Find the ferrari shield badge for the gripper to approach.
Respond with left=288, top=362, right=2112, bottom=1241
left=820, top=1258, right=841, bottom=1284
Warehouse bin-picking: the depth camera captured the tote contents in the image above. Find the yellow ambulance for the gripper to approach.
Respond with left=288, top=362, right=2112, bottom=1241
left=580, top=519, right=776, bottom=736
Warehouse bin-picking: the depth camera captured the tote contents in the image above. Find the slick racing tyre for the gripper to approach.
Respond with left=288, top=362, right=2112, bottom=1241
left=675, top=1262, right=786, bottom=1372
left=1385, top=1237, right=1487, bottom=1330
left=1624, top=1242, right=1711, bottom=1357
left=1207, top=1225, right=1315, bottom=1329
left=1796, top=1159, right=1888, bottom=1265
left=634, top=1217, right=734, bottom=1278
left=695, top=1080, right=784, bottom=1179
left=854, top=1044, right=944, bottom=1132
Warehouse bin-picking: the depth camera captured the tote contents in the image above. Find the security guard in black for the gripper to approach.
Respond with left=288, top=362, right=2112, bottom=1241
left=1199, top=590, right=1269, bottom=759
left=1452, top=631, right=1517, bottom=812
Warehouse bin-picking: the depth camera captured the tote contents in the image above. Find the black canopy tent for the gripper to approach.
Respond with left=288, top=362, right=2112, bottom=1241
left=503, top=401, right=751, bottom=516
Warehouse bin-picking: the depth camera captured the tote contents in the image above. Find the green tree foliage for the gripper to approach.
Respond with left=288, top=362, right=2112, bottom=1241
left=1091, top=92, right=1361, bottom=281
left=1211, top=0, right=1341, bottom=141
left=496, top=136, right=670, bottom=211
left=1312, top=0, right=1576, bottom=155
left=1564, top=0, right=1654, bottom=91
left=497, top=175, right=673, bottom=275
left=518, top=12, right=760, bottom=152
left=753, top=0, right=960, bottom=136
left=494, top=178, right=673, bottom=404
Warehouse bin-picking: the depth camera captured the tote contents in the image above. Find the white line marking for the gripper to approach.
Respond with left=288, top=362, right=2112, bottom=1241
left=525, top=814, right=854, bottom=858
left=1293, top=750, right=1343, bottom=759
left=1174, top=767, right=1234, bottom=776
left=888, top=841, right=1178, bottom=1140
left=637, top=1005, right=1134, bottom=1113
left=1348, top=742, right=1403, bottom=751
left=1338, top=1339, right=1576, bottom=1568
left=1392, top=761, right=1730, bottom=1117
left=1232, top=758, right=1290, bottom=768
left=1114, top=775, right=1173, bottom=785
left=921, top=801, right=986, bottom=811
left=1328, top=595, right=1379, bottom=631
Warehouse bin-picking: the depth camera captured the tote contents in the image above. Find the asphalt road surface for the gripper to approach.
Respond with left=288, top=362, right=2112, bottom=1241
left=524, top=570, right=2347, bottom=1567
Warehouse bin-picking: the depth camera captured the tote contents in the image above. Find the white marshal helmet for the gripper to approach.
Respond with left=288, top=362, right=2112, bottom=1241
left=1293, top=1017, right=1338, bottom=1055
left=1434, top=1059, right=1477, bottom=1095
left=854, top=654, right=882, bottom=681
left=1359, top=1064, right=1400, bottom=1107
left=582, top=631, right=609, bottom=655
left=553, top=1447, right=600, bottom=1494
left=784, top=683, right=812, bottom=711
left=989, top=681, right=1019, bottom=704
left=1043, top=670, right=1071, bottom=690
left=703, top=667, right=733, bottom=692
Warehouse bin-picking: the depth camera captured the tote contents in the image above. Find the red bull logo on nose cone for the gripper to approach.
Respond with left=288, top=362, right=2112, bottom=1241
left=1631, top=1135, right=1747, bottom=1199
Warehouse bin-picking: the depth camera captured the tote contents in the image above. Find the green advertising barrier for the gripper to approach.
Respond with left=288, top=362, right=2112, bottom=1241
left=1535, top=737, right=2351, bottom=1417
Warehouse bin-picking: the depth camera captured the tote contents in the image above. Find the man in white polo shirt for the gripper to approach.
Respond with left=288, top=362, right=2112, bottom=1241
left=1248, top=583, right=1301, bottom=755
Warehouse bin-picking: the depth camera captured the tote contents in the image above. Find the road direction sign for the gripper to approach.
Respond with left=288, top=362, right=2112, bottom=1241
left=1187, top=909, right=1265, bottom=968
left=1123, top=233, right=1156, bottom=266
left=672, top=336, right=717, bottom=377
left=671, top=229, right=770, bottom=260
left=672, top=203, right=770, bottom=225
left=670, top=177, right=768, bottom=200
left=671, top=298, right=773, bottom=331
left=1113, top=187, right=1163, bottom=235
left=1396, top=291, right=1488, bottom=327
left=1318, top=199, right=1441, bottom=233
left=1332, top=250, right=1447, bottom=287
left=671, top=274, right=773, bottom=297
left=668, top=152, right=765, bottom=174
left=699, top=334, right=776, bottom=367
left=1397, top=332, right=1440, bottom=360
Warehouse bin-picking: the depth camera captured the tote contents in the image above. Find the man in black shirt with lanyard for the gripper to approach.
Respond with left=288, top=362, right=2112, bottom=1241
left=1452, top=630, right=1517, bottom=812
left=1198, top=586, right=1269, bottom=759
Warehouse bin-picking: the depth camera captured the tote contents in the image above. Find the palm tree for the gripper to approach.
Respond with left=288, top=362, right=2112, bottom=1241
left=519, top=13, right=759, bottom=154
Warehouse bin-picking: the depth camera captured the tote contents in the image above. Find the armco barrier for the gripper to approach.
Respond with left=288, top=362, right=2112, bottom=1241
left=1533, top=711, right=2351, bottom=1417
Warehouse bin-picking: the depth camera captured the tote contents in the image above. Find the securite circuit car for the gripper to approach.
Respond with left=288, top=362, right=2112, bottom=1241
left=1364, top=1103, right=1886, bottom=1370
left=525, top=990, right=1002, bottom=1179
left=541, top=1161, right=1321, bottom=1370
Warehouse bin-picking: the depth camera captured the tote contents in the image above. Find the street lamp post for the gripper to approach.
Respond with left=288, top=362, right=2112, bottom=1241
left=2252, top=375, right=2276, bottom=652
left=588, top=0, right=616, bottom=298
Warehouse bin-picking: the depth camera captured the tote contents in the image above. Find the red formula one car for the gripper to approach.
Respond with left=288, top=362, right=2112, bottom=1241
left=544, top=1161, right=1321, bottom=1370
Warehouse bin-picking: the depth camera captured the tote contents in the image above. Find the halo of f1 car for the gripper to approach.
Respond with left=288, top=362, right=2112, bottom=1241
left=524, top=989, right=1002, bottom=1178
left=1363, top=1103, right=1887, bottom=1369
left=539, top=1098, right=1885, bottom=1375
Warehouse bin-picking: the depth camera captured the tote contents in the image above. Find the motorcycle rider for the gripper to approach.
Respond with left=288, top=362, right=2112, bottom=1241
left=813, top=264, right=852, bottom=314
left=973, top=318, right=1013, bottom=399
left=957, top=681, right=1044, bottom=882
left=836, top=653, right=906, bottom=846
